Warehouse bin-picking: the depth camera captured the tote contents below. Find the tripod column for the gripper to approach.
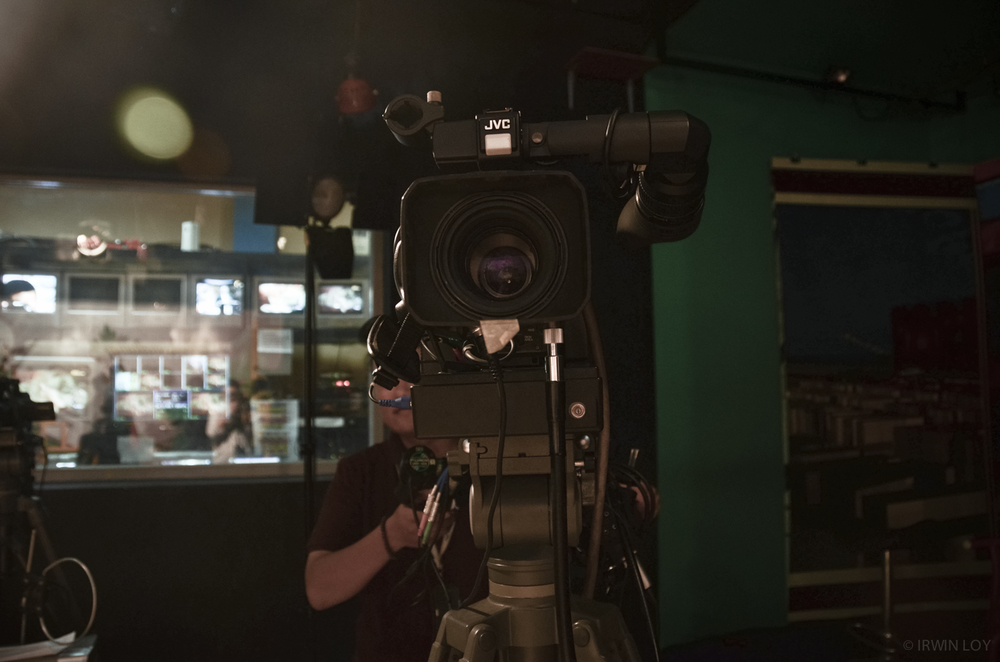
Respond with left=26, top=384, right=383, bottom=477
left=545, top=327, right=577, bottom=662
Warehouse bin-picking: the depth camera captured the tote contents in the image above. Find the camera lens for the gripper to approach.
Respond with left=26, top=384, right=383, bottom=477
left=434, top=192, right=562, bottom=320
left=417, top=172, right=589, bottom=324
left=468, top=232, right=536, bottom=301
left=478, top=246, right=532, bottom=299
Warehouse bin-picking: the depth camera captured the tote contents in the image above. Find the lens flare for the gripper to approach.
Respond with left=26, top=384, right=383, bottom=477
left=117, top=88, right=193, bottom=160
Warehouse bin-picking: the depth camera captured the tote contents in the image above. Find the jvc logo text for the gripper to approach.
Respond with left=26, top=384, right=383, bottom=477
left=484, top=119, right=511, bottom=130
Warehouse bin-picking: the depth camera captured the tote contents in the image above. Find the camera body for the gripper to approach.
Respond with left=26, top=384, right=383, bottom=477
left=372, top=93, right=711, bottom=549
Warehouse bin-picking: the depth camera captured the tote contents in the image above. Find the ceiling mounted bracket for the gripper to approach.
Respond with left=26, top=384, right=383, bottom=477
left=565, top=47, right=659, bottom=112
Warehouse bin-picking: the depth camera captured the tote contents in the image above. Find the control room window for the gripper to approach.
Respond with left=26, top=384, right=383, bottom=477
left=0, top=175, right=379, bottom=481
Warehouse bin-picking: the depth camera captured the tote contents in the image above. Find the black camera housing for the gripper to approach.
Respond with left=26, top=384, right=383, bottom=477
left=397, top=170, right=591, bottom=327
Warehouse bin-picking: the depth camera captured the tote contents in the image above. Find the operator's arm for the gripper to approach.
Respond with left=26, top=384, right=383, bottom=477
left=305, top=503, right=424, bottom=610
left=305, top=523, right=389, bottom=610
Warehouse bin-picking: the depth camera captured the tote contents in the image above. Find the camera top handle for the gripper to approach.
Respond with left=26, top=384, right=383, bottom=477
left=383, top=92, right=709, bottom=170
left=383, top=92, right=711, bottom=248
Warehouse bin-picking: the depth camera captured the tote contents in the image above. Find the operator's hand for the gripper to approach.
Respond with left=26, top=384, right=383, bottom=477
left=383, top=504, right=423, bottom=551
left=625, top=484, right=661, bottom=520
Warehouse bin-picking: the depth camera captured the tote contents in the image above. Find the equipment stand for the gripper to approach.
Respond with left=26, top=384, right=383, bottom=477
left=427, top=326, right=637, bottom=662
left=847, top=548, right=899, bottom=660
left=0, top=495, right=84, bottom=644
left=302, top=227, right=318, bottom=533
left=428, top=546, right=640, bottom=662
left=544, top=327, right=575, bottom=662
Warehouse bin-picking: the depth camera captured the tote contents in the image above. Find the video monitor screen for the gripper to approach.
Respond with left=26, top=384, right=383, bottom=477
left=153, top=389, right=190, bottom=420
left=14, top=364, right=90, bottom=413
left=258, top=282, right=305, bottom=315
left=115, top=391, right=155, bottom=420
left=113, top=353, right=230, bottom=421
left=196, top=278, right=244, bottom=316
left=191, top=390, right=228, bottom=417
left=133, top=278, right=183, bottom=313
left=1, top=274, right=57, bottom=314
left=68, top=275, right=120, bottom=312
left=318, top=283, right=364, bottom=315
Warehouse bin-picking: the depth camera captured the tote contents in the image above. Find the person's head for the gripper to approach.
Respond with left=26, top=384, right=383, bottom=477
left=224, top=379, right=250, bottom=425
left=227, top=379, right=245, bottom=402
left=374, top=378, right=415, bottom=439
left=362, top=316, right=415, bottom=438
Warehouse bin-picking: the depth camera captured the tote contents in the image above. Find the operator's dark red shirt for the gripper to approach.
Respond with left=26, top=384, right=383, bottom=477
left=308, top=434, right=485, bottom=662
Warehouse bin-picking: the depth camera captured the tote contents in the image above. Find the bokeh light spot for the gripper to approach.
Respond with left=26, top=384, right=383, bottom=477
left=118, top=88, right=193, bottom=160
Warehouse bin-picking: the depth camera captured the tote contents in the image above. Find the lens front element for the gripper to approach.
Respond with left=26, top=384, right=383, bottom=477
left=432, top=190, right=567, bottom=321
left=469, top=234, right=536, bottom=300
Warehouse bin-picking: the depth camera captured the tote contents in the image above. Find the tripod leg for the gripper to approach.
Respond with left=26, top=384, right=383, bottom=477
left=427, top=640, right=452, bottom=662
left=459, top=624, right=498, bottom=662
left=21, top=498, right=57, bottom=569
left=573, top=621, right=604, bottom=662
left=20, top=496, right=84, bottom=630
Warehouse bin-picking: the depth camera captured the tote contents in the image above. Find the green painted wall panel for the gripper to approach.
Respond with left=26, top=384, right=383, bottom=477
left=645, top=65, right=1000, bottom=646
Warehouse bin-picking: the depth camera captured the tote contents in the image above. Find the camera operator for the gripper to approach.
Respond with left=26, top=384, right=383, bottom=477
left=305, top=375, right=486, bottom=662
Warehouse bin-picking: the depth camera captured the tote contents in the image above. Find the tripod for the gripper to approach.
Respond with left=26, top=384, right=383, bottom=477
left=405, top=327, right=642, bottom=661
left=428, top=546, right=640, bottom=661
left=0, top=425, right=90, bottom=646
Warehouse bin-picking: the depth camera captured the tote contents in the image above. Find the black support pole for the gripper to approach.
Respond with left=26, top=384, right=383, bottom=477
left=545, top=327, right=577, bottom=662
left=303, top=228, right=317, bottom=537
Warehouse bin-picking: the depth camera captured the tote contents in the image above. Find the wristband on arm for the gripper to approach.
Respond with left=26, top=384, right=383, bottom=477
left=379, top=515, right=398, bottom=560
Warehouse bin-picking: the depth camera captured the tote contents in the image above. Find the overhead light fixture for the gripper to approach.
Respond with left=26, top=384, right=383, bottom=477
left=337, top=75, right=377, bottom=115
left=336, top=0, right=377, bottom=115
left=826, top=66, right=851, bottom=85
left=75, top=220, right=114, bottom=257
left=76, top=234, right=107, bottom=257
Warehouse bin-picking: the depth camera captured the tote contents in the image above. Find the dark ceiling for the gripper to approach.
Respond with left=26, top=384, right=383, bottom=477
left=0, top=0, right=688, bottom=192
left=665, top=0, right=1000, bottom=99
left=2, top=0, right=996, bottom=217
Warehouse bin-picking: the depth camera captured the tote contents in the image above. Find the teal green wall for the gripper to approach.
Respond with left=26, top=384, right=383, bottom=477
left=645, top=66, right=1000, bottom=646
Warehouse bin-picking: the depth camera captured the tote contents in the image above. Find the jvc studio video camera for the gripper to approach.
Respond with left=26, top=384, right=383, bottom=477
left=0, top=377, right=56, bottom=504
left=0, top=377, right=55, bottom=521
left=367, top=92, right=710, bottom=662
left=382, top=92, right=709, bottom=330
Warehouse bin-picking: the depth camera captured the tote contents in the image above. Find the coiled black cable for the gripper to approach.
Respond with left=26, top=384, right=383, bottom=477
left=601, top=108, right=638, bottom=200
left=610, top=504, right=660, bottom=662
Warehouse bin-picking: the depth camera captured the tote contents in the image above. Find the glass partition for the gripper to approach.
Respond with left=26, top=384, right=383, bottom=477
left=0, top=175, right=378, bottom=480
left=772, top=159, right=991, bottom=625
